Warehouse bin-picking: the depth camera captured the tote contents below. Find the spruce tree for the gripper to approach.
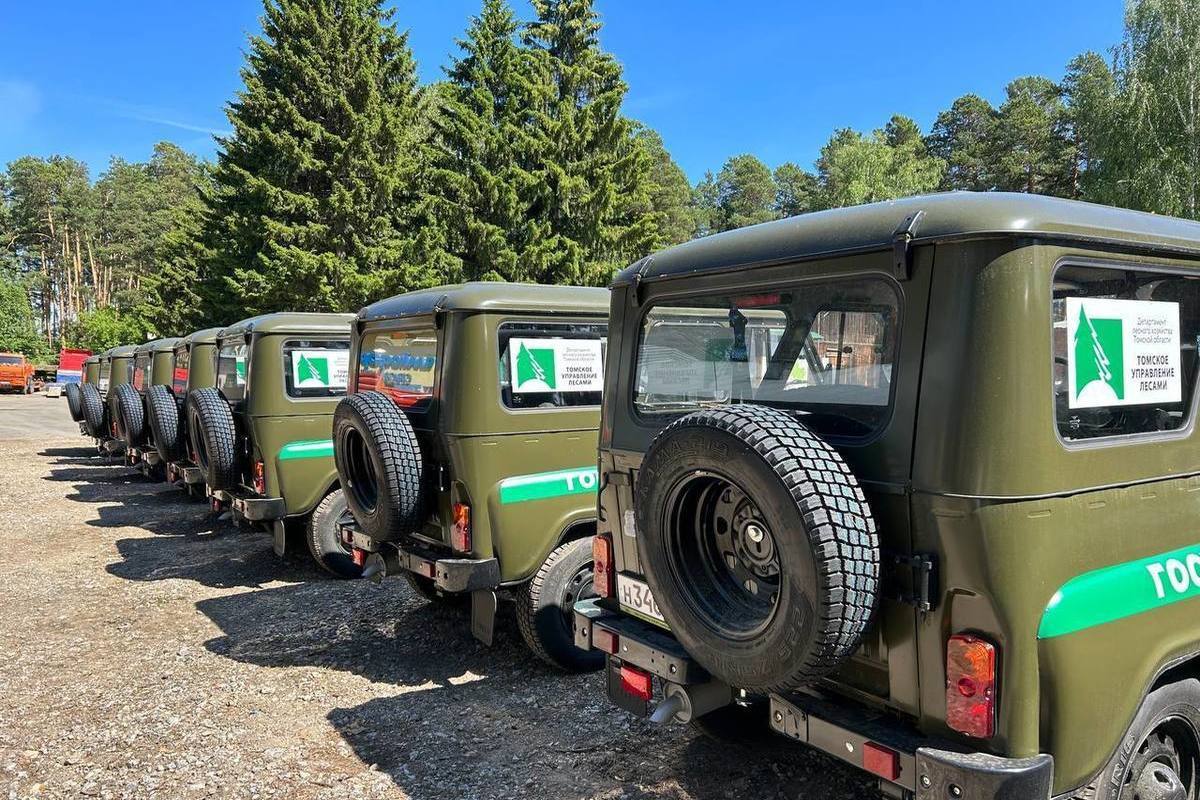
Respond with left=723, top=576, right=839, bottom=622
left=522, top=0, right=656, bottom=285
left=423, top=0, right=539, bottom=282
left=202, top=0, right=422, bottom=317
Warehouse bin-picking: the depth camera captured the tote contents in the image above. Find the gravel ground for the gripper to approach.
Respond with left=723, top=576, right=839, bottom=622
left=0, top=419, right=873, bottom=799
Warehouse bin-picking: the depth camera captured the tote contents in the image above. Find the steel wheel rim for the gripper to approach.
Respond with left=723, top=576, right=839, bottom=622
left=1124, top=717, right=1198, bottom=800
left=663, top=470, right=781, bottom=641
left=343, top=428, right=379, bottom=514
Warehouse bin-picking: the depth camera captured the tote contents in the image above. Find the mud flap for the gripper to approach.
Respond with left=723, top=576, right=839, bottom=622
left=471, top=589, right=498, bottom=646
left=272, top=520, right=287, bottom=557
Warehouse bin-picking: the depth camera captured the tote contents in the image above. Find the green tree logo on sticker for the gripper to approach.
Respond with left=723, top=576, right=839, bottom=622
left=297, top=355, right=330, bottom=387
left=1074, top=306, right=1124, bottom=402
left=516, top=343, right=556, bottom=390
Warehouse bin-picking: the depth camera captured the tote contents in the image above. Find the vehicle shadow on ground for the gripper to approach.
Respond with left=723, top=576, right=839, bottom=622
left=195, top=577, right=507, bottom=687
left=327, top=672, right=875, bottom=800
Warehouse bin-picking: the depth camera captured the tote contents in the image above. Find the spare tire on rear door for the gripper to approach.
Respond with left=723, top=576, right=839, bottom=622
left=635, top=404, right=880, bottom=695
left=333, top=391, right=424, bottom=541
left=113, top=383, right=146, bottom=447
left=66, top=383, right=84, bottom=421
left=80, top=384, right=107, bottom=437
left=187, top=387, right=239, bottom=490
left=146, top=385, right=184, bottom=461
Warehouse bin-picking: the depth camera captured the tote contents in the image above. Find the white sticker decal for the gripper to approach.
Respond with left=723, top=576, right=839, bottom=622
left=1066, top=297, right=1182, bottom=409
left=509, top=338, right=604, bottom=393
left=291, top=350, right=349, bottom=389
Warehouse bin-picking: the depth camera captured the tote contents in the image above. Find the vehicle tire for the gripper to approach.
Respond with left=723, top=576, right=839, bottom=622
left=113, top=383, right=146, bottom=447
left=635, top=404, right=879, bottom=695
left=1078, top=678, right=1200, bottom=799
left=80, top=384, right=107, bottom=437
left=146, top=385, right=184, bottom=462
left=333, top=391, right=424, bottom=541
left=187, top=387, right=239, bottom=490
left=403, top=573, right=469, bottom=607
left=690, top=700, right=773, bottom=743
left=65, top=383, right=84, bottom=421
left=306, top=488, right=363, bottom=579
left=516, top=537, right=604, bottom=673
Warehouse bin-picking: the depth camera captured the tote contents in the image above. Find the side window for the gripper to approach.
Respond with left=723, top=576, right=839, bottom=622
left=173, top=348, right=190, bottom=394
left=283, top=339, right=350, bottom=399
left=498, top=321, right=607, bottom=410
left=635, top=280, right=900, bottom=439
left=357, top=329, right=438, bottom=411
left=217, top=342, right=248, bottom=403
left=1053, top=264, right=1199, bottom=441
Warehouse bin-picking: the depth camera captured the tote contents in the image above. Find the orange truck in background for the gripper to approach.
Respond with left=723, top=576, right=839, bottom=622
left=0, top=353, right=35, bottom=394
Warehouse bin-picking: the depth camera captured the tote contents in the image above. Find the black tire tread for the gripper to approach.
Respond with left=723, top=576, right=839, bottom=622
left=66, top=383, right=83, bottom=421
left=146, top=385, right=183, bottom=461
left=641, top=404, right=879, bottom=695
left=515, top=537, right=602, bottom=673
left=333, top=391, right=424, bottom=540
left=307, top=488, right=362, bottom=579
left=80, top=384, right=106, bottom=437
left=187, top=387, right=238, bottom=490
left=114, top=383, right=145, bottom=447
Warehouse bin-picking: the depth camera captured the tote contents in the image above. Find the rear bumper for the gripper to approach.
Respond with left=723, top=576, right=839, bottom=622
left=211, top=487, right=286, bottom=522
left=166, top=461, right=204, bottom=485
left=572, top=599, right=1053, bottom=799
left=127, top=446, right=161, bottom=467
left=337, top=516, right=499, bottom=593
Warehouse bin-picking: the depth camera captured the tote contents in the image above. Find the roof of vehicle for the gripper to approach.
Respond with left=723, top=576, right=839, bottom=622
left=616, top=192, right=1200, bottom=285
left=217, top=312, right=355, bottom=340
left=134, top=337, right=182, bottom=355
left=178, top=327, right=223, bottom=347
left=359, top=282, right=610, bottom=323
left=106, top=345, right=140, bottom=359
left=83, top=355, right=99, bottom=365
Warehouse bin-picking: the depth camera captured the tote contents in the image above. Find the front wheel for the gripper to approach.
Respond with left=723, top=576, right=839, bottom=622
left=1085, top=678, right=1200, bottom=799
left=307, top=489, right=363, bottom=579
left=516, top=537, right=604, bottom=673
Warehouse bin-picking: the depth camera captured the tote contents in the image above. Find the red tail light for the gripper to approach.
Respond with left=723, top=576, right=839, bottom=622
left=619, top=664, right=653, bottom=702
left=593, top=626, right=619, bottom=655
left=593, top=533, right=614, bottom=597
left=253, top=460, right=266, bottom=495
left=862, top=742, right=900, bottom=782
left=451, top=503, right=471, bottom=553
left=946, top=633, right=997, bottom=739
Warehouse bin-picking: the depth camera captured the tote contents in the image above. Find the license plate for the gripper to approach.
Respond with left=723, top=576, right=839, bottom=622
left=618, top=575, right=665, bottom=624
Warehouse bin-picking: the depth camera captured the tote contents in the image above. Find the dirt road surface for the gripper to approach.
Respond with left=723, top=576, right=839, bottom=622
left=0, top=403, right=873, bottom=799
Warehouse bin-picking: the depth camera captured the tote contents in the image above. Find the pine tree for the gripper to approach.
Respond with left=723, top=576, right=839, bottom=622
left=994, top=77, right=1075, bottom=196
left=773, top=162, right=818, bottom=218
left=632, top=127, right=693, bottom=248
left=522, top=0, right=656, bottom=285
left=714, top=154, right=777, bottom=231
left=423, top=0, right=539, bottom=283
left=201, top=0, right=423, bottom=318
left=927, top=94, right=999, bottom=191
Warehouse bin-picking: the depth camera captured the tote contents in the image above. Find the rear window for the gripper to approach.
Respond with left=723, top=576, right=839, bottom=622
left=283, top=339, right=350, bottom=399
left=216, top=342, right=248, bottom=403
left=357, top=329, right=438, bottom=411
left=1053, top=263, right=1200, bottom=442
left=132, top=354, right=150, bottom=391
left=635, top=278, right=900, bottom=439
left=498, top=321, right=607, bottom=409
left=173, top=347, right=190, bottom=394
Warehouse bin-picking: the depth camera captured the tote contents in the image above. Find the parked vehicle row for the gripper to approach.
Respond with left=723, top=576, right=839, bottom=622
left=61, top=192, right=1200, bottom=800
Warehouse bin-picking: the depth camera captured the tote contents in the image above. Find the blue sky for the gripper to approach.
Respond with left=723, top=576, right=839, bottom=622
left=0, top=1, right=1124, bottom=183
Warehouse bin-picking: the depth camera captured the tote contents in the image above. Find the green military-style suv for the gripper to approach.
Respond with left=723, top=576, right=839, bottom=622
left=573, top=193, right=1200, bottom=799
left=189, top=313, right=358, bottom=576
left=333, top=283, right=608, bottom=671
left=79, top=345, right=137, bottom=453
left=163, top=327, right=222, bottom=495
left=69, top=354, right=102, bottom=431
left=111, top=337, right=181, bottom=475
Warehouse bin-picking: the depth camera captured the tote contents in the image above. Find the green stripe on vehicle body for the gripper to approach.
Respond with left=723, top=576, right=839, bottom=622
left=498, top=467, right=598, bottom=504
left=1039, top=542, right=1200, bottom=639
left=278, top=439, right=334, bottom=461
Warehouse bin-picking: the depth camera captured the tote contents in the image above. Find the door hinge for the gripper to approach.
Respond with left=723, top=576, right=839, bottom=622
left=886, top=552, right=938, bottom=612
left=891, top=209, right=925, bottom=281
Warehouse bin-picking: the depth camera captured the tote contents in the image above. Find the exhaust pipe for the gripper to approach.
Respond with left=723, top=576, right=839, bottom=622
left=361, top=549, right=401, bottom=584
left=649, top=680, right=733, bottom=724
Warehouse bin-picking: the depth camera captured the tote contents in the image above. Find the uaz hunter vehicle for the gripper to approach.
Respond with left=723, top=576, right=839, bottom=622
left=573, top=193, right=1200, bottom=799
left=80, top=345, right=136, bottom=453
left=112, top=337, right=181, bottom=476
left=189, top=313, right=358, bottom=576
left=163, top=328, right=222, bottom=496
left=333, top=283, right=608, bottom=670
left=67, top=354, right=101, bottom=425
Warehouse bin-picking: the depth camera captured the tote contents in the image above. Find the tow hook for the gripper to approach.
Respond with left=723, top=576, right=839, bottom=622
left=648, top=681, right=733, bottom=724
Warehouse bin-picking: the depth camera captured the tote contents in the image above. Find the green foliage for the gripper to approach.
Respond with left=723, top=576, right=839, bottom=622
left=633, top=127, right=694, bottom=248
left=927, top=94, right=999, bottom=191
left=0, top=269, right=43, bottom=357
left=711, top=154, right=777, bottom=232
left=815, top=116, right=944, bottom=209
left=66, top=308, right=147, bottom=354
left=993, top=77, right=1074, bottom=195
left=773, top=162, right=818, bottom=218
left=202, top=0, right=423, bottom=318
